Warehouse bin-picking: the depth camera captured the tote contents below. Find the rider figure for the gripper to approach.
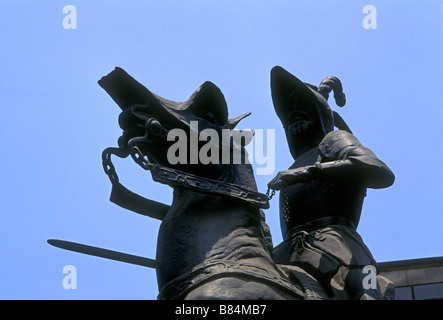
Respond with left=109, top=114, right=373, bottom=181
left=268, top=66, right=395, bottom=299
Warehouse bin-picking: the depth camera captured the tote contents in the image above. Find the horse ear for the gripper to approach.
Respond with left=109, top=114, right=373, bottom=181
left=227, top=112, right=251, bottom=129
left=230, top=129, right=255, bottom=147
left=188, top=81, right=229, bottom=126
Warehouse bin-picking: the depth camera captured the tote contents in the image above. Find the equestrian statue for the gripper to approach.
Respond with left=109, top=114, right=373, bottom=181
left=48, top=66, right=396, bottom=300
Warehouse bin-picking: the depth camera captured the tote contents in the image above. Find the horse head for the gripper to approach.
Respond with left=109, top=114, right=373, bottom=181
left=99, top=67, right=267, bottom=208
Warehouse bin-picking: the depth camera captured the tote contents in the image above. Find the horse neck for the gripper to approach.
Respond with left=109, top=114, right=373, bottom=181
left=168, top=186, right=258, bottom=223
left=219, top=160, right=259, bottom=192
left=155, top=163, right=270, bottom=290
left=165, top=162, right=264, bottom=241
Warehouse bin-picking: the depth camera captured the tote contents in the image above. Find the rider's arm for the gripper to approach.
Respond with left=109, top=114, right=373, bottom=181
left=268, top=130, right=395, bottom=190
left=317, top=130, right=395, bottom=189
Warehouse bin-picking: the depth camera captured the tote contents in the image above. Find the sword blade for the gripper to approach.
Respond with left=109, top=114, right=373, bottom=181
left=47, top=239, right=157, bottom=269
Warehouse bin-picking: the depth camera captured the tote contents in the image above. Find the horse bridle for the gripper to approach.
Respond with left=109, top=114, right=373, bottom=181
left=101, top=121, right=270, bottom=216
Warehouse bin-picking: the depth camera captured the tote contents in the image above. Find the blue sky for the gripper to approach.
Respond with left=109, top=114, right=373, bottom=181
left=0, top=1, right=442, bottom=299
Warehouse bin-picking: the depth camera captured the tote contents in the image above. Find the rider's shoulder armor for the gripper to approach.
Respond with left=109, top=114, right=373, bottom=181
left=318, top=130, right=395, bottom=188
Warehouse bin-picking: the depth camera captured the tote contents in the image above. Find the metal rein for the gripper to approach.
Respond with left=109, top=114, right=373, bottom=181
left=102, top=119, right=272, bottom=209
left=102, top=118, right=160, bottom=184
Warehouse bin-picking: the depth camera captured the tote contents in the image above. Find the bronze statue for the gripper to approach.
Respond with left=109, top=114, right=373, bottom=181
left=98, top=67, right=314, bottom=299
left=268, top=66, right=395, bottom=299
left=48, top=66, right=396, bottom=300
